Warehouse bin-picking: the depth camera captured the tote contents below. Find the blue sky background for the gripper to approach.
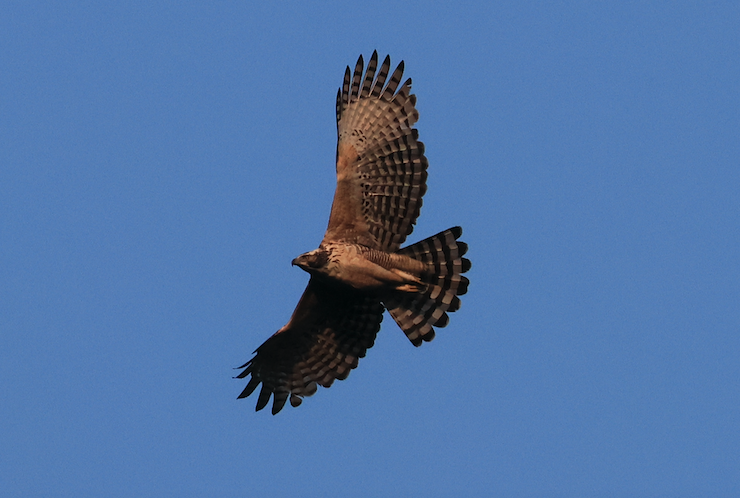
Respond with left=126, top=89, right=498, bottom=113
left=2, top=2, right=738, bottom=496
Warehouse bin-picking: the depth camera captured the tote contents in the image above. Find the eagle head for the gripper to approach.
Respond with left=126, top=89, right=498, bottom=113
left=292, top=247, right=330, bottom=273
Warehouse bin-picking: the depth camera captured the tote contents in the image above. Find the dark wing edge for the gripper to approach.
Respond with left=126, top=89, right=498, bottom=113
left=236, top=278, right=384, bottom=415
left=325, top=51, right=428, bottom=251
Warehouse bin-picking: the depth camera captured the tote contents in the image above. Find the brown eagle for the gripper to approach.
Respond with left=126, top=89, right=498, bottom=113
left=237, top=52, right=471, bottom=414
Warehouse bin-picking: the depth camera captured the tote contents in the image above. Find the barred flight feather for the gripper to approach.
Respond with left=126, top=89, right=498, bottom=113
left=329, top=51, right=427, bottom=251
left=236, top=279, right=384, bottom=414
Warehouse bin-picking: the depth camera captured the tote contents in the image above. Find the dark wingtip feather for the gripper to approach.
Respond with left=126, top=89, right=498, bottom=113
left=419, top=169, right=429, bottom=195
left=382, top=60, right=405, bottom=100
left=462, top=258, right=472, bottom=273
left=361, top=51, right=379, bottom=98
left=351, top=55, right=364, bottom=100
left=238, top=376, right=260, bottom=399
left=336, top=88, right=342, bottom=124
left=457, top=241, right=468, bottom=257
left=235, top=358, right=252, bottom=370
left=435, top=312, right=450, bottom=327
left=343, top=65, right=351, bottom=86
left=458, top=276, right=470, bottom=296
left=271, top=391, right=288, bottom=415
left=255, top=385, right=271, bottom=411
left=448, top=296, right=461, bottom=312
left=370, top=55, right=392, bottom=97
left=234, top=366, right=252, bottom=379
left=342, top=65, right=351, bottom=107
left=450, top=226, right=462, bottom=239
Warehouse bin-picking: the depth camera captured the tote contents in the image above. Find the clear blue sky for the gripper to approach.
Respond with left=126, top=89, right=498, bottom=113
left=2, top=2, right=738, bottom=496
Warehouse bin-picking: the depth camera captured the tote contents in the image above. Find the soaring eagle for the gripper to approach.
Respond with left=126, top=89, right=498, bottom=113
left=237, top=52, right=471, bottom=414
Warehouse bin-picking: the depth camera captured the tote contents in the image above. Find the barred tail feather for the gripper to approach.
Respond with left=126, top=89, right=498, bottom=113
left=384, top=226, right=471, bottom=346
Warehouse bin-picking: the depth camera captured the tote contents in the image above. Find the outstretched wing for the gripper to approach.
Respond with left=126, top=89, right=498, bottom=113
left=236, top=278, right=384, bottom=414
left=323, top=51, right=428, bottom=252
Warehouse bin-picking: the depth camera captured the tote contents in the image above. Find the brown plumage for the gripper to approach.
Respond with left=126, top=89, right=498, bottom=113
left=237, top=52, right=471, bottom=414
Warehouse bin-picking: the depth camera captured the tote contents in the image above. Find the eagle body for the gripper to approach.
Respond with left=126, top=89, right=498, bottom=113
left=293, top=242, right=427, bottom=293
left=237, top=53, right=471, bottom=414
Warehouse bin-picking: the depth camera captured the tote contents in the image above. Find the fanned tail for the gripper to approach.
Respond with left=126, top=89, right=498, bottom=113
left=383, top=227, right=471, bottom=346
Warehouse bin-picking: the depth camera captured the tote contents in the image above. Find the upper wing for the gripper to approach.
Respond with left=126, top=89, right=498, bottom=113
left=236, top=278, right=384, bottom=414
left=323, top=52, right=428, bottom=252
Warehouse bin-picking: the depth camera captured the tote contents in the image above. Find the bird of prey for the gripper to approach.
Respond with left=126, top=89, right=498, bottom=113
left=237, top=52, right=471, bottom=414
